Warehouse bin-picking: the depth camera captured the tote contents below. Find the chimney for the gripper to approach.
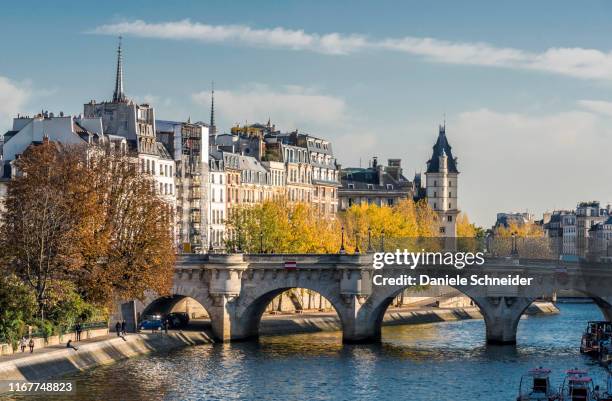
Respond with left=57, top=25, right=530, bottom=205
left=377, top=164, right=384, bottom=186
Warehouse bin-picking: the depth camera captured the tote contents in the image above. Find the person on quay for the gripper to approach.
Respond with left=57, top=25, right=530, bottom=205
left=121, top=320, right=126, bottom=336
left=19, top=336, right=27, bottom=352
left=75, top=322, right=82, bottom=342
left=115, top=321, right=121, bottom=337
left=28, top=338, right=34, bottom=353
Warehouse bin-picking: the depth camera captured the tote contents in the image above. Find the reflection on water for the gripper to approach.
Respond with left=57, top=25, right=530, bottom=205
left=6, top=304, right=608, bottom=401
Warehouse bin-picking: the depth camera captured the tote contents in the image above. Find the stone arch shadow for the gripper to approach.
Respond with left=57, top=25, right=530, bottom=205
left=235, top=284, right=349, bottom=341
left=138, top=286, right=216, bottom=330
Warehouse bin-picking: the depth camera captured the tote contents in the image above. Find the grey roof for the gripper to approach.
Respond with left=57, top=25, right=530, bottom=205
left=156, top=142, right=173, bottom=160
left=340, top=167, right=412, bottom=191
left=426, top=126, right=459, bottom=174
left=238, top=155, right=267, bottom=173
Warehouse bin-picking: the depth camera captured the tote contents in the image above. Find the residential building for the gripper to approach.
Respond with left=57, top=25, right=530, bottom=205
left=576, top=201, right=609, bottom=252
left=2, top=112, right=127, bottom=178
left=156, top=119, right=210, bottom=253
left=209, top=155, right=226, bottom=251
left=425, top=125, right=460, bottom=237
left=339, top=157, right=417, bottom=210
left=562, top=212, right=577, bottom=255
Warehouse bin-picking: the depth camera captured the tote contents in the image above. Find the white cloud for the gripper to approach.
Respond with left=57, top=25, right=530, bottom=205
left=192, top=84, right=348, bottom=130
left=577, top=99, right=612, bottom=117
left=0, top=76, right=31, bottom=130
left=91, top=19, right=612, bottom=80
left=451, top=108, right=612, bottom=226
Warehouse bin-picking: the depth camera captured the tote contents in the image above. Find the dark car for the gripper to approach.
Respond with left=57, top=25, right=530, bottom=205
left=167, top=312, right=190, bottom=329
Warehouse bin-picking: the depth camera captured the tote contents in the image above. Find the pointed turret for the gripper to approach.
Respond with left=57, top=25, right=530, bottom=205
left=112, top=37, right=126, bottom=103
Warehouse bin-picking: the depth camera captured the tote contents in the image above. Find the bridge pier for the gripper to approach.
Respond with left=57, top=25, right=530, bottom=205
left=475, top=296, right=534, bottom=345
left=207, top=254, right=249, bottom=342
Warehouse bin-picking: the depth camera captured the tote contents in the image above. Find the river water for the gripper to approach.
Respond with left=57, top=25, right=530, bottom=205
left=8, top=303, right=609, bottom=401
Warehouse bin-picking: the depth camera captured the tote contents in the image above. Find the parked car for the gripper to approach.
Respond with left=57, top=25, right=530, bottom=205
left=167, top=312, right=190, bottom=329
left=138, top=315, right=162, bottom=331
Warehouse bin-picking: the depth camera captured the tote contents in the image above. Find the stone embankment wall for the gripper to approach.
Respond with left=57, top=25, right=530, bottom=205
left=0, top=331, right=213, bottom=382
left=0, top=328, right=109, bottom=357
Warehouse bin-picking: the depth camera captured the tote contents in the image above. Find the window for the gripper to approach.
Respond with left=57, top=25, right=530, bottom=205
left=449, top=192, right=452, bottom=197
left=433, top=191, right=437, bottom=198
left=434, top=180, right=437, bottom=186
left=348, top=183, right=354, bottom=189
left=439, top=227, right=446, bottom=234
left=447, top=216, right=453, bottom=222
left=387, top=198, right=394, bottom=206
left=387, top=184, right=393, bottom=190
left=434, top=203, right=437, bottom=209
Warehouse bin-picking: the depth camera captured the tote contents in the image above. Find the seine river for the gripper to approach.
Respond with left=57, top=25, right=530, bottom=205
left=9, top=303, right=610, bottom=401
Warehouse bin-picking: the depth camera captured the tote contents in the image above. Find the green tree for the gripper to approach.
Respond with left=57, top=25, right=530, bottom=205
left=0, top=275, right=36, bottom=347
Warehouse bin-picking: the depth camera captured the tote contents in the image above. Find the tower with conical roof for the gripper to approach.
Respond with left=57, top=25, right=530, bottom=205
left=112, top=37, right=126, bottom=103
left=425, top=124, right=459, bottom=237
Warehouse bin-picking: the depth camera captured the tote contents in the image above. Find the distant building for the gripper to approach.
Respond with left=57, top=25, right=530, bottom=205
left=589, top=216, right=612, bottom=260
left=83, top=39, right=198, bottom=249
left=562, top=212, right=578, bottom=255
left=576, top=201, right=610, bottom=253
left=209, top=155, right=226, bottom=251
left=494, top=212, right=534, bottom=229
left=2, top=112, right=126, bottom=178
left=156, top=119, right=210, bottom=253
left=338, top=157, right=416, bottom=210
left=425, top=125, right=459, bottom=237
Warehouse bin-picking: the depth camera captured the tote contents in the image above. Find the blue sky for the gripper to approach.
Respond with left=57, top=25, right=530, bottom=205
left=1, top=0, right=612, bottom=226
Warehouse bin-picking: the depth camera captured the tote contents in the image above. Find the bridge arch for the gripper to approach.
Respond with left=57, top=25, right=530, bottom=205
left=363, top=284, right=537, bottom=345
left=138, top=286, right=216, bottom=331
left=235, top=284, right=349, bottom=341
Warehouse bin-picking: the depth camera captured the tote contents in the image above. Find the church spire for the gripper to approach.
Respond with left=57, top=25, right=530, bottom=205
left=209, top=81, right=217, bottom=135
left=112, top=36, right=126, bottom=103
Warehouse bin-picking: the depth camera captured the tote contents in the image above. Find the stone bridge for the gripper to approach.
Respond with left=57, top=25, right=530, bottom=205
left=139, top=253, right=612, bottom=345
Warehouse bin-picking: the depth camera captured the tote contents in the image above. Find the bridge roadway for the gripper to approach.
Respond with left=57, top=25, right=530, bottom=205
left=136, top=253, right=612, bottom=345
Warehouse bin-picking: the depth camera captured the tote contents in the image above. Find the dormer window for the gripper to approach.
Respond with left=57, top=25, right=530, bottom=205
left=387, top=184, right=393, bottom=190
left=348, top=183, right=355, bottom=189
left=367, top=184, right=374, bottom=189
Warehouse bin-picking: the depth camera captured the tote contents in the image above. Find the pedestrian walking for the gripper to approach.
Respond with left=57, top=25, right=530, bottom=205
left=121, top=320, right=126, bottom=336
left=19, top=337, right=27, bottom=353
left=115, top=321, right=121, bottom=337
left=163, top=318, right=169, bottom=334
left=75, top=322, right=82, bottom=341
left=28, top=338, right=34, bottom=353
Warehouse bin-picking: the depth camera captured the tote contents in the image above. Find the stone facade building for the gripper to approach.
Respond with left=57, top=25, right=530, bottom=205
left=338, top=157, right=416, bottom=210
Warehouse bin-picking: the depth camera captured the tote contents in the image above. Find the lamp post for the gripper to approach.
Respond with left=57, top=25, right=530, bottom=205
left=339, top=226, right=346, bottom=254
left=354, top=230, right=361, bottom=254
left=511, top=232, right=518, bottom=257
left=260, top=231, right=264, bottom=254
left=209, top=227, right=214, bottom=254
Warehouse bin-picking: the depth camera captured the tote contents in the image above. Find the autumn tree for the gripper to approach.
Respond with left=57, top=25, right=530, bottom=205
left=225, top=198, right=339, bottom=253
left=0, top=141, right=88, bottom=320
left=0, top=140, right=175, bottom=320
left=490, top=221, right=552, bottom=258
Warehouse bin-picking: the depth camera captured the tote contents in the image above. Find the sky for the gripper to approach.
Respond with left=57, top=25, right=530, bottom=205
left=1, top=0, right=612, bottom=227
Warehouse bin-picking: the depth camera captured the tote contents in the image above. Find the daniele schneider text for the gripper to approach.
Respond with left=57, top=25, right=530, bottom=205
left=371, top=250, right=534, bottom=287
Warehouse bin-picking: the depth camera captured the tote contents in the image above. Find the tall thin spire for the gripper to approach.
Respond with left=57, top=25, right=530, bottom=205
left=113, top=36, right=126, bottom=103
left=209, top=81, right=216, bottom=135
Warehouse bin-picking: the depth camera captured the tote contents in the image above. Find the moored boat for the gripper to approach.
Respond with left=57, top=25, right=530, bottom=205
left=559, top=372, right=596, bottom=401
left=580, top=321, right=612, bottom=356
left=517, top=368, right=558, bottom=401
